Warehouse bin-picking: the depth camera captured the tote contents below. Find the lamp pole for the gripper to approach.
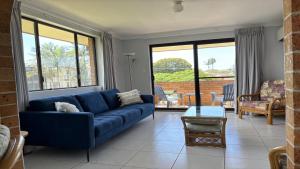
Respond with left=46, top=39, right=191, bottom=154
left=124, top=53, right=135, bottom=90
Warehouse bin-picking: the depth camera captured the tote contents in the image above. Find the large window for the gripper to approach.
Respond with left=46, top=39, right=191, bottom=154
left=21, top=18, right=97, bottom=91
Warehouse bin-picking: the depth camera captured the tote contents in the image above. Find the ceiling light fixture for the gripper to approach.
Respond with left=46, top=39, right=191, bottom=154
left=173, top=0, right=184, bottom=13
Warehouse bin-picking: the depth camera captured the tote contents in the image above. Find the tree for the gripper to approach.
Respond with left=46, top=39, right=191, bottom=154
left=37, top=42, right=76, bottom=88
left=209, top=58, right=216, bottom=69
left=153, top=58, right=192, bottom=73
left=203, top=57, right=216, bottom=70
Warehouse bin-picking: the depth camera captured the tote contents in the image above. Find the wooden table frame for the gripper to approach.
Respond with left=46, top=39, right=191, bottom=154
left=181, top=116, right=227, bottom=148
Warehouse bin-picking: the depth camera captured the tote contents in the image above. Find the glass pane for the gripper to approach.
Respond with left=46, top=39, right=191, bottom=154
left=152, top=45, right=195, bottom=108
left=21, top=19, right=40, bottom=91
left=38, top=24, right=77, bottom=89
left=77, top=35, right=97, bottom=86
left=197, top=42, right=235, bottom=108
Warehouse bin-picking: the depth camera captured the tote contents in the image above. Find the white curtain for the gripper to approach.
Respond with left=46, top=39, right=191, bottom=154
left=11, top=1, right=29, bottom=111
left=102, top=32, right=116, bottom=90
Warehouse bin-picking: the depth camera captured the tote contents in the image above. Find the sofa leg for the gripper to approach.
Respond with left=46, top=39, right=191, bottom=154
left=152, top=112, right=155, bottom=120
left=86, top=149, right=90, bottom=162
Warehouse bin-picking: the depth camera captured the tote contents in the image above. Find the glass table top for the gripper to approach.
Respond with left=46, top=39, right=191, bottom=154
left=182, top=106, right=226, bottom=118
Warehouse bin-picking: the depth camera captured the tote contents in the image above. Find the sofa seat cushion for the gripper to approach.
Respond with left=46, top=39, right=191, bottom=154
left=94, top=116, right=123, bottom=137
left=100, top=89, right=120, bottom=110
left=76, top=92, right=109, bottom=115
left=121, top=103, right=154, bottom=117
left=29, top=96, right=84, bottom=112
left=101, top=108, right=142, bottom=124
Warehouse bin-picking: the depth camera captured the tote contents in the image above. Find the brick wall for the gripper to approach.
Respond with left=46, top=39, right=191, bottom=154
left=284, top=0, right=300, bottom=168
left=156, top=80, right=234, bottom=105
left=0, top=0, right=24, bottom=168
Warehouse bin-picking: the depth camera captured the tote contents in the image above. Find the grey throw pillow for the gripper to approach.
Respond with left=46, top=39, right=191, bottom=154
left=0, top=124, right=10, bottom=160
left=117, top=89, right=143, bottom=106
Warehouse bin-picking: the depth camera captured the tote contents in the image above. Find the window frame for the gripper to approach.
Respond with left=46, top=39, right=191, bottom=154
left=22, top=16, right=99, bottom=91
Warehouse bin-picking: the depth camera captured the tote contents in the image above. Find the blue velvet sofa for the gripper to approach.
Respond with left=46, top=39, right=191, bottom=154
left=19, top=89, right=154, bottom=161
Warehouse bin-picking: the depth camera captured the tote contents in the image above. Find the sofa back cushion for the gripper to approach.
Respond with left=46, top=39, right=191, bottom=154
left=260, top=80, right=285, bottom=101
left=100, top=89, right=120, bottom=109
left=76, top=92, right=109, bottom=114
left=29, top=96, right=84, bottom=112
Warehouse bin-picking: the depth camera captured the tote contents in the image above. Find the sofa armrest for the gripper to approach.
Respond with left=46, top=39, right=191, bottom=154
left=19, top=111, right=95, bottom=149
left=141, top=94, right=154, bottom=104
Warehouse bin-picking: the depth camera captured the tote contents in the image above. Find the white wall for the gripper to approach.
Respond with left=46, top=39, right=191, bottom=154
left=263, top=27, right=284, bottom=81
left=117, top=26, right=284, bottom=94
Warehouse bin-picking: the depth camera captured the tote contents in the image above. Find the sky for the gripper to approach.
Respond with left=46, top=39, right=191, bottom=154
left=152, top=45, right=235, bottom=71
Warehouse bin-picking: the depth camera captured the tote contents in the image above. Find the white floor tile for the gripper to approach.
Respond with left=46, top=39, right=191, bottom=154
left=225, top=144, right=269, bottom=160
left=173, top=154, right=224, bottom=169
left=225, top=157, right=270, bottom=169
left=140, top=140, right=184, bottom=153
left=90, top=148, right=137, bottom=165
left=181, top=146, right=225, bottom=157
left=74, top=163, right=122, bottom=169
left=226, top=134, right=265, bottom=146
left=261, top=136, right=286, bottom=150
left=125, top=151, right=178, bottom=169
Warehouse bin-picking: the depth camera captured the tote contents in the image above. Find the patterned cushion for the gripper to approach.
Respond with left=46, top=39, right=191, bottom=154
left=260, top=80, right=285, bottom=101
left=240, top=100, right=285, bottom=110
left=240, top=100, right=269, bottom=110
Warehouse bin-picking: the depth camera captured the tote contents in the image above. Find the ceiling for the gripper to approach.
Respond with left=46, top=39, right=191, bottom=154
left=21, top=0, right=283, bottom=39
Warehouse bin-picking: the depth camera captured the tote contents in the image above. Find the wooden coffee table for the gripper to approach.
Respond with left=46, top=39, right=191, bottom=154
left=181, top=106, right=227, bottom=147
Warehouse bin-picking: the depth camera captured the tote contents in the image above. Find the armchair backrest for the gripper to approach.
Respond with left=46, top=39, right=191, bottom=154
left=223, top=83, right=234, bottom=101
left=260, top=80, right=285, bottom=101
left=154, top=85, right=167, bottom=101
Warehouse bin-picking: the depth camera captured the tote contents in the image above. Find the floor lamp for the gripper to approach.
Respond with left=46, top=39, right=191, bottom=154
left=124, top=53, right=136, bottom=90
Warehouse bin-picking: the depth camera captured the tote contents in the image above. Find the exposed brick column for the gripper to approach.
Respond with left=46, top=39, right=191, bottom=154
left=284, top=0, right=300, bottom=168
left=0, top=0, right=24, bottom=168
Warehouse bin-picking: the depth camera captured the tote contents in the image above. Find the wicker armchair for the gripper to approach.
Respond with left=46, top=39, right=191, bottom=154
left=238, top=80, right=285, bottom=124
left=269, top=146, right=287, bottom=169
left=0, top=135, right=25, bottom=169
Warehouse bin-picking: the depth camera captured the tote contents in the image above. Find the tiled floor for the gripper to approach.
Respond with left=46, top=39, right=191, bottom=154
left=24, top=111, right=285, bottom=169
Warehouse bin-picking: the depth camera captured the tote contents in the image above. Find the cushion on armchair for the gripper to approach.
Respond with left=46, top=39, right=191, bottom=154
left=239, top=100, right=285, bottom=110
left=260, top=80, right=285, bottom=101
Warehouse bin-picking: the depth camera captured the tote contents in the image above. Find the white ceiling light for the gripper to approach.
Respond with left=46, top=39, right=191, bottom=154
left=173, top=0, right=184, bottom=13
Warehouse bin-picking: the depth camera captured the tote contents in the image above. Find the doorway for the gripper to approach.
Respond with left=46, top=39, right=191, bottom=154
left=150, top=38, right=235, bottom=110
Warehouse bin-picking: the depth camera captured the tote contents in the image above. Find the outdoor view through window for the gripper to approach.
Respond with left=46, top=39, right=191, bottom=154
left=21, top=18, right=97, bottom=91
left=152, top=42, right=235, bottom=109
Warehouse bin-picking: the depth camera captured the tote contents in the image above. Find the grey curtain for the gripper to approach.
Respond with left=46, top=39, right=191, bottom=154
left=235, top=27, right=264, bottom=97
left=102, top=32, right=116, bottom=89
left=11, top=1, right=29, bottom=111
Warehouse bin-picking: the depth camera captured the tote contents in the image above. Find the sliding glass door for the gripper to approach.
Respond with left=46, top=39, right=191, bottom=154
left=151, top=45, right=195, bottom=109
left=150, top=39, right=235, bottom=110
left=197, top=42, right=235, bottom=108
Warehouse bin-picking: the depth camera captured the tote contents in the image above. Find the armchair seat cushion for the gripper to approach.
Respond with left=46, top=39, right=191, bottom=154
left=239, top=100, right=284, bottom=110
left=240, top=101, right=269, bottom=110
